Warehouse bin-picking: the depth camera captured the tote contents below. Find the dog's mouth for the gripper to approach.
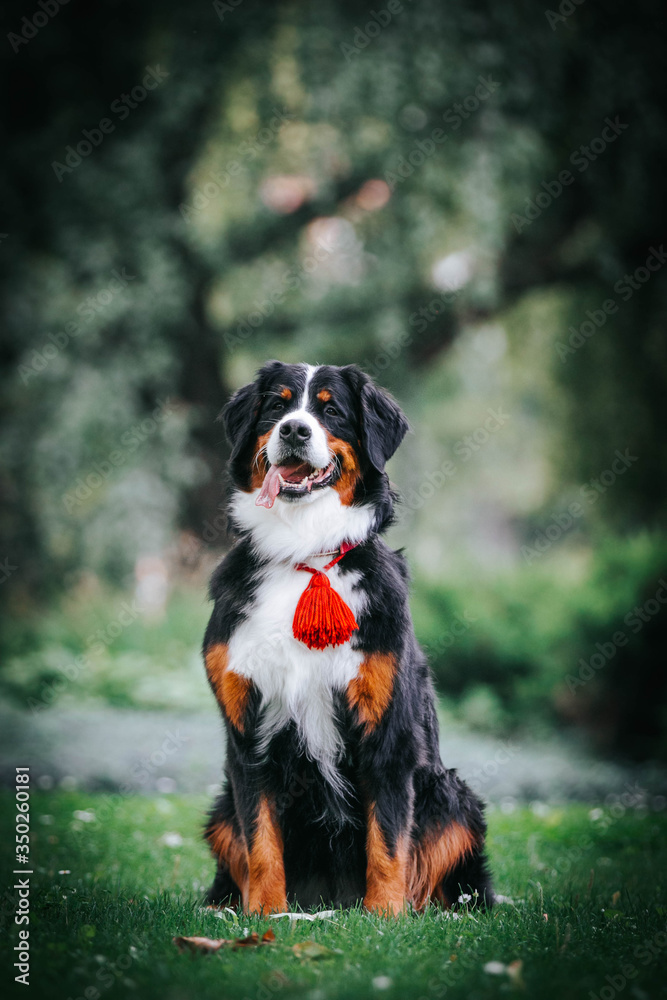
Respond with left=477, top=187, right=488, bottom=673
left=255, top=456, right=336, bottom=508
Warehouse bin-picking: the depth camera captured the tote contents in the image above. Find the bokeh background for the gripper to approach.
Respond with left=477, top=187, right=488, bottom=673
left=1, top=0, right=666, bottom=808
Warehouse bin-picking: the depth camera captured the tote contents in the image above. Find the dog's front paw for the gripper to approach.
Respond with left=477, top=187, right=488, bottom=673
left=363, top=891, right=406, bottom=917
left=246, top=888, right=288, bottom=915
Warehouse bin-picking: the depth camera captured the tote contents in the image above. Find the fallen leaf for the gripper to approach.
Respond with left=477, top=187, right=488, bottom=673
left=173, top=929, right=276, bottom=954
left=234, top=932, right=260, bottom=948
left=292, top=940, right=337, bottom=960
left=507, top=959, right=525, bottom=989
left=173, top=936, right=230, bottom=954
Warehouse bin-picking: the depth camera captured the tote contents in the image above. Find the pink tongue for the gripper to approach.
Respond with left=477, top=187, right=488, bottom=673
left=256, top=466, right=282, bottom=509
left=256, top=464, right=309, bottom=509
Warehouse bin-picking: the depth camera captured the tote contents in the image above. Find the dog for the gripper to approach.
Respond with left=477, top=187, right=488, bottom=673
left=203, top=360, right=493, bottom=914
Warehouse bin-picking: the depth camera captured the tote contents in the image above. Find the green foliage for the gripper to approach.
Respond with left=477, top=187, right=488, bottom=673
left=1, top=0, right=666, bottom=758
left=2, top=0, right=666, bottom=594
left=0, top=584, right=210, bottom=712
left=2, top=532, right=665, bottom=758
left=412, top=533, right=667, bottom=753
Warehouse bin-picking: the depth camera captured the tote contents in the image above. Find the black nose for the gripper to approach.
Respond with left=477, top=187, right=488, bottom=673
left=279, top=420, right=312, bottom=447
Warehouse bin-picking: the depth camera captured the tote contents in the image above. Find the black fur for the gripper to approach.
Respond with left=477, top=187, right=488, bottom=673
left=203, top=362, right=494, bottom=913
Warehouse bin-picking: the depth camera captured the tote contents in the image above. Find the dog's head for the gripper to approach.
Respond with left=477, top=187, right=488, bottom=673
left=222, top=361, right=408, bottom=532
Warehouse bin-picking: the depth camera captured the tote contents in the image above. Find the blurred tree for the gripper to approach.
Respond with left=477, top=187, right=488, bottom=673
left=1, top=1, right=279, bottom=597
left=1, top=0, right=665, bottom=753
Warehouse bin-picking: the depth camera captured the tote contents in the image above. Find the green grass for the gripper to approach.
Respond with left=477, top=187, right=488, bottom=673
left=2, top=793, right=667, bottom=999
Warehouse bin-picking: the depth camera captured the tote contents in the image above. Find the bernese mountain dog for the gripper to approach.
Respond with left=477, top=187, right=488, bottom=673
left=203, top=360, right=493, bottom=915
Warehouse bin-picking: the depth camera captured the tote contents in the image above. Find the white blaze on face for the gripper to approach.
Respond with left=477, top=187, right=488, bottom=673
left=265, top=410, right=330, bottom=468
left=265, top=364, right=330, bottom=469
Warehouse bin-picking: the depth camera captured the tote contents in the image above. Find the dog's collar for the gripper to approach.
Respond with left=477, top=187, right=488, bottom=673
left=254, top=540, right=360, bottom=570
left=307, top=540, right=358, bottom=562
left=296, top=539, right=359, bottom=572
left=292, top=540, right=360, bottom=648
left=304, top=542, right=361, bottom=572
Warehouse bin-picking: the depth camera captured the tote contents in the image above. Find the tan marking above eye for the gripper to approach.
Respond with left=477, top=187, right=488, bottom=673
left=279, top=386, right=292, bottom=400
left=317, top=389, right=332, bottom=403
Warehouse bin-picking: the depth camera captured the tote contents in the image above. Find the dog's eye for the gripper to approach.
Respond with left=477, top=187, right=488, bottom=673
left=325, top=405, right=338, bottom=417
left=272, top=401, right=285, bottom=412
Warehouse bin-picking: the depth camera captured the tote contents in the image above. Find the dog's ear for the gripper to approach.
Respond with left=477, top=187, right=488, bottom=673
left=220, top=360, right=285, bottom=463
left=359, top=378, right=409, bottom=472
left=220, top=382, right=259, bottom=462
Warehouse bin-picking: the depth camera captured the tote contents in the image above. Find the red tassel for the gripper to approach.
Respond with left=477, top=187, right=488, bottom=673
left=292, top=571, right=359, bottom=650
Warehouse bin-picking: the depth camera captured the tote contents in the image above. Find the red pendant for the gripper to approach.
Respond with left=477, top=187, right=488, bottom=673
left=292, top=571, right=359, bottom=650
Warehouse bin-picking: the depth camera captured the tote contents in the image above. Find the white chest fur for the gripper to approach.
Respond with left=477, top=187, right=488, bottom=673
left=227, top=559, right=367, bottom=791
